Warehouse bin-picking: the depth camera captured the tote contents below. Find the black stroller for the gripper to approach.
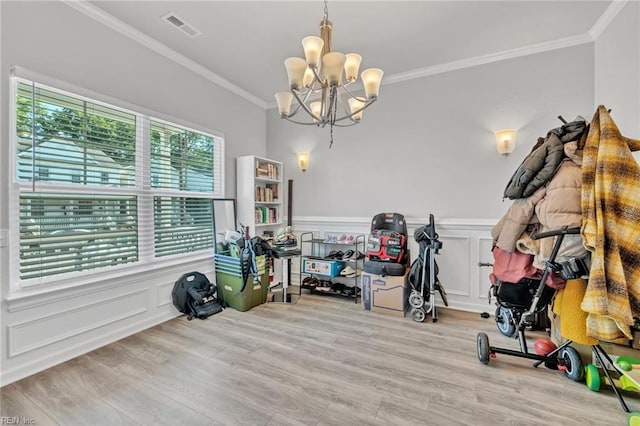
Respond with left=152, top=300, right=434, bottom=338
left=476, top=227, right=587, bottom=382
left=406, top=214, right=448, bottom=322
left=479, top=266, right=556, bottom=338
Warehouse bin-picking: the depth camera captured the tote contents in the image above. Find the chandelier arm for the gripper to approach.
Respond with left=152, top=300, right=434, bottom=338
left=331, top=121, right=358, bottom=128
left=292, top=89, right=319, bottom=120
left=340, top=84, right=369, bottom=102
left=331, top=97, right=377, bottom=124
left=286, top=88, right=314, bottom=119
left=282, top=116, right=324, bottom=126
left=285, top=102, right=304, bottom=119
left=310, top=66, right=324, bottom=86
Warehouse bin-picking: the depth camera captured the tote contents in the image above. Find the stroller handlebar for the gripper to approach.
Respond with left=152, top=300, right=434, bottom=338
left=531, top=226, right=581, bottom=241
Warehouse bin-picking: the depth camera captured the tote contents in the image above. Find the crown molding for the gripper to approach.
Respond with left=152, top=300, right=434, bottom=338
left=61, top=0, right=267, bottom=109
left=266, top=32, right=594, bottom=110
left=383, top=33, right=593, bottom=87
left=64, top=0, right=623, bottom=111
left=589, top=0, right=629, bottom=41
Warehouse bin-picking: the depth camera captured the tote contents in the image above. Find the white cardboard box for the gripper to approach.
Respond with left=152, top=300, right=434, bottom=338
left=362, top=271, right=408, bottom=317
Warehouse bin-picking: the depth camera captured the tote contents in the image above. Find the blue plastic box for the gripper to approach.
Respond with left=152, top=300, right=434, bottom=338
left=302, top=259, right=345, bottom=277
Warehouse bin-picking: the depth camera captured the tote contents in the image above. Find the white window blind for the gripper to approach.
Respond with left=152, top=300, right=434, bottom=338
left=153, top=196, right=214, bottom=257
left=19, top=193, right=138, bottom=280
left=16, top=82, right=137, bottom=187
left=150, top=120, right=222, bottom=193
left=149, top=119, right=220, bottom=257
left=12, top=75, right=225, bottom=285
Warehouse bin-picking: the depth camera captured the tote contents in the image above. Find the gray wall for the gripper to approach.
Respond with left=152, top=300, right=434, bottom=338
left=594, top=0, right=640, bottom=137
left=0, top=1, right=265, bottom=385
left=267, top=44, right=595, bottom=220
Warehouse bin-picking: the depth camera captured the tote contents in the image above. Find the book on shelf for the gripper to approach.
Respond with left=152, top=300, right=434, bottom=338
left=255, top=185, right=278, bottom=202
left=254, top=206, right=278, bottom=224
left=255, top=161, right=279, bottom=180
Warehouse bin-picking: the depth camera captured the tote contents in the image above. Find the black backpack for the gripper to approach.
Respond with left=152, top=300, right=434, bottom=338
left=172, top=272, right=223, bottom=320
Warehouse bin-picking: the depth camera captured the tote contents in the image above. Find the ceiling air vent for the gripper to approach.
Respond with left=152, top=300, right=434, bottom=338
left=161, top=12, right=202, bottom=38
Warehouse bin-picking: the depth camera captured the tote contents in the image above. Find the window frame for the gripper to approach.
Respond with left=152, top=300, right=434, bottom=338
left=9, top=70, right=225, bottom=292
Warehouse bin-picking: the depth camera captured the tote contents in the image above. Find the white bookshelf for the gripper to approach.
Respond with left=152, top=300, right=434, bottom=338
left=236, top=155, right=283, bottom=238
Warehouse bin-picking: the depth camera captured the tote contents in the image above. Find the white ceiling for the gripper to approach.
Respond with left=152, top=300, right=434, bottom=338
left=85, top=1, right=613, bottom=107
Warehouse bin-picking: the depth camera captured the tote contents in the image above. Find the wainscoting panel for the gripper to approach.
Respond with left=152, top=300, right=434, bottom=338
left=427, top=235, right=471, bottom=297
left=8, top=289, right=148, bottom=358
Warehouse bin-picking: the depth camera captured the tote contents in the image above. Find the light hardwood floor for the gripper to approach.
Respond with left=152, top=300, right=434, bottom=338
left=1, top=292, right=632, bottom=425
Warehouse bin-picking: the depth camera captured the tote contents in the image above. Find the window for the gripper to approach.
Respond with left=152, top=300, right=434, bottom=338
left=149, top=120, right=221, bottom=258
left=13, top=77, right=224, bottom=285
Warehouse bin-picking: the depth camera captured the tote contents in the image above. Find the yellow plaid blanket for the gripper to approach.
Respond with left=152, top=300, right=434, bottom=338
left=581, top=106, right=640, bottom=341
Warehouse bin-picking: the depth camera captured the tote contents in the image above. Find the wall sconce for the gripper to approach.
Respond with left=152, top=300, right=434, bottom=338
left=495, top=129, right=517, bottom=156
left=297, top=152, right=310, bottom=172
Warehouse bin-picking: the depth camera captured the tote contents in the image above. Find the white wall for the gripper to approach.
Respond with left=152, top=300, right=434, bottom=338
left=268, top=44, right=595, bottom=220
left=594, top=0, right=640, bottom=137
left=267, top=44, right=596, bottom=314
left=0, top=1, right=265, bottom=385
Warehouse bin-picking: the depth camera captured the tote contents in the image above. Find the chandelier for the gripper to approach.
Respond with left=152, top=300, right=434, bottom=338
left=274, top=0, right=383, bottom=148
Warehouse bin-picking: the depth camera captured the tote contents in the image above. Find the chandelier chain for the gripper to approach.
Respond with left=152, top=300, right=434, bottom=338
left=330, top=123, right=334, bottom=148
left=324, top=0, right=329, bottom=20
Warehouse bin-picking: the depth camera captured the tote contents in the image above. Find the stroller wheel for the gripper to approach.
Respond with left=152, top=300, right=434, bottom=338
left=409, top=291, right=424, bottom=308
left=477, top=332, right=490, bottom=364
left=495, top=306, right=517, bottom=337
left=412, top=307, right=426, bottom=322
left=560, top=346, right=584, bottom=382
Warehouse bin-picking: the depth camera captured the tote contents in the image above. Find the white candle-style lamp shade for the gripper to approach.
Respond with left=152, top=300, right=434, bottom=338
left=495, top=129, right=517, bottom=155
left=285, top=57, right=307, bottom=90
left=344, top=53, right=362, bottom=82
left=323, top=52, right=346, bottom=86
left=310, top=101, right=322, bottom=122
left=361, top=68, right=383, bottom=99
left=348, top=98, right=365, bottom=121
left=275, top=92, right=293, bottom=116
left=302, top=36, right=324, bottom=67
left=297, top=152, right=310, bottom=172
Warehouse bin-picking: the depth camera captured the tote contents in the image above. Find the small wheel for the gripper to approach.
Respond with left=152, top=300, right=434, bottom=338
left=477, top=332, right=491, bottom=364
left=495, top=306, right=517, bottom=337
left=409, top=291, right=424, bottom=308
left=627, top=412, right=640, bottom=426
left=585, top=364, right=601, bottom=391
left=412, top=307, right=426, bottom=322
left=560, top=346, right=585, bottom=382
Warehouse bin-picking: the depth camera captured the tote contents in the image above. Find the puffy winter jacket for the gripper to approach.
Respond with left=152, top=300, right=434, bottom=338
left=503, top=119, right=588, bottom=200
left=534, top=159, right=587, bottom=269
left=492, top=186, right=546, bottom=253
left=503, top=133, right=564, bottom=200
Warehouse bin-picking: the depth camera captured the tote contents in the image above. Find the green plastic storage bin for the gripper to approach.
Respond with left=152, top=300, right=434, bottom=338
left=215, top=254, right=269, bottom=312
